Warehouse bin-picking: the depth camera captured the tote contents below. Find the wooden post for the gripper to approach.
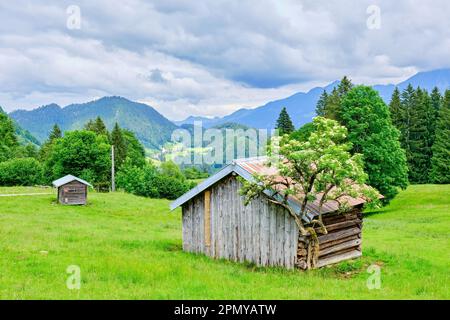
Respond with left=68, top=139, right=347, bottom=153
left=111, top=145, right=116, bottom=192
left=204, top=190, right=211, bottom=249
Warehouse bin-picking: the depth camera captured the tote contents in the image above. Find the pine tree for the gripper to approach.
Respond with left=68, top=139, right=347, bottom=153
left=39, top=124, right=62, bottom=161
left=399, top=84, right=415, bottom=157
left=324, top=88, right=340, bottom=120
left=275, top=107, right=295, bottom=135
left=49, top=124, right=62, bottom=141
left=321, top=76, right=353, bottom=121
left=430, top=90, right=450, bottom=183
left=337, top=76, right=353, bottom=97
left=408, top=88, right=429, bottom=183
left=389, top=87, right=403, bottom=132
left=429, top=87, right=442, bottom=142
left=315, top=90, right=328, bottom=117
left=85, top=116, right=109, bottom=138
left=110, top=122, right=127, bottom=169
left=340, top=85, right=408, bottom=201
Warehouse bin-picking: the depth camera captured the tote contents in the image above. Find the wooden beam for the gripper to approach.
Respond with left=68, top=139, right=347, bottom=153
left=316, top=250, right=362, bottom=268
left=319, top=239, right=362, bottom=257
left=318, top=227, right=361, bottom=244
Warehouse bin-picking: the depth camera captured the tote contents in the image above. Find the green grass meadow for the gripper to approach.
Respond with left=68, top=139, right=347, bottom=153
left=0, top=185, right=448, bottom=299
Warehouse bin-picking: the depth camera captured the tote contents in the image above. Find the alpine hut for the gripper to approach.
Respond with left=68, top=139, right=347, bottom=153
left=52, top=175, right=92, bottom=205
left=170, top=157, right=370, bottom=270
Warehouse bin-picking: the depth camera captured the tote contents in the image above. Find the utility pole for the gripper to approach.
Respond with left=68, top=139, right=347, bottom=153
left=111, top=144, right=116, bottom=192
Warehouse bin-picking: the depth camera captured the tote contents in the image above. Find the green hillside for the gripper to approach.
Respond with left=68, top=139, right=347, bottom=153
left=0, top=106, right=39, bottom=146
left=0, top=184, right=448, bottom=299
left=9, top=97, right=177, bottom=149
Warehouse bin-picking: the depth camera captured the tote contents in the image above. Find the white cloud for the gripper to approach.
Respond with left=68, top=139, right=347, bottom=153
left=0, top=0, right=449, bottom=119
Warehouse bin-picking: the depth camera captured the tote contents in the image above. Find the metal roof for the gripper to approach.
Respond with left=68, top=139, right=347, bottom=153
left=52, top=175, right=93, bottom=188
left=170, top=157, right=370, bottom=221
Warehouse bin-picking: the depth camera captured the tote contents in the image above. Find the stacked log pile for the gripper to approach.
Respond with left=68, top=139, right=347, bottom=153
left=297, top=208, right=363, bottom=269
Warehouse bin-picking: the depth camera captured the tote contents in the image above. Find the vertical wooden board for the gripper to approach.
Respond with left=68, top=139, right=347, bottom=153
left=216, top=183, right=222, bottom=258
left=247, top=195, right=254, bottom=262
left=229, top=179, right=235, bottom=260
left=187, top=200, right=193, bottom=252
left=259, top=199, right=268, bottom=266
left=223, top=181, right=229, bottom=259
left=283, top=212, right=291, bottom=268
left=254, top=197, right=261, bottom=265
left=193, top=197, right=198, bottom=253
left=268, top=203, right=275, bottom=266
left=276, top=206, right=282, bottom=265
left=204, top=190, right=211, bottom=255
left=236, top=180, right=244, bottom=262
left=232, top=178, right=240, bottom=262
left=182, top=206, right=187, bottom=251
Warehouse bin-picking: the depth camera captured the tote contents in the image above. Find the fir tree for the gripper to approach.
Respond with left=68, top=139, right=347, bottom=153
left=389, top=87, right=403, bottom=132
left=315, top=90, right=328, bottom=117
left=39, top=124, right=62, bottom=161
left=429, top=87, right=442, bottom=142
left=85, top=116, right=109, bottom=138
left=275, top=107, right=295, bottom=135
left=48, top=124, right=62, bottom=141
left=111, top=122, right=127, bottom=169
left=399, top=84, right=416, bottom=157
left=408, top=88, right=429, bottom=183
left=321, top=76, right=353, bottom=121
left=430, top=90, right=450, bottom=183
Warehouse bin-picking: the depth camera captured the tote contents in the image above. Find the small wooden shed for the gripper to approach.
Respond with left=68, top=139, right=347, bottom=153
left=170, top=157, right=369, bottom=270
left=52, top=175, right=92, bottom=205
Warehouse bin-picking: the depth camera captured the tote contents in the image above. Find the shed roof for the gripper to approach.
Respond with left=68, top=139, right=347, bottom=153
left=52, top=175, right=93, bottom=188
left=170, top=157, right=373, bottom=222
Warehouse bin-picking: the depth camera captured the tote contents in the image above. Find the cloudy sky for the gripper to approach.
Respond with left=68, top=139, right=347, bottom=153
left=1, top=0, right=449, bottom=120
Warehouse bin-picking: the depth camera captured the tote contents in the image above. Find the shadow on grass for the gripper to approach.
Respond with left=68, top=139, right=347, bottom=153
left=363, top=209, right=391, bottom=218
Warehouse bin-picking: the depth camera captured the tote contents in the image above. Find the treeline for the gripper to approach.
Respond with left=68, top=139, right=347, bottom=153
left=277, top=77, right=409, bottom=202
left=0, top=114, right=206, bottom=199
left=389, top=85, right=449, bottom=184
left=276, top=77, right=449, bottom=202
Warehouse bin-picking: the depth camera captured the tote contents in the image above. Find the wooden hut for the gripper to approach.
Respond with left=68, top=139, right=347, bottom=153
left=170, top=157, right=369, bottom=270
left=52, top=175, right=92, bottom=205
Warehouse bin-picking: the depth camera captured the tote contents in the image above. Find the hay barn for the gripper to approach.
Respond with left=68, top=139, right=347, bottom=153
left=52, top=175, right=92, bottom=205
left=170, top=157, right=368, bottom=269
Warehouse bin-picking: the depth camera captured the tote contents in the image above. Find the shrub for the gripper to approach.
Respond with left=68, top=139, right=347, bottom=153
left=0, top=158, right=43, bottom=186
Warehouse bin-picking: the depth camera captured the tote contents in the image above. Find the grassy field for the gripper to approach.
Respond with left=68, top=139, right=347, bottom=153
left=0, top=185, right=448, bottom=299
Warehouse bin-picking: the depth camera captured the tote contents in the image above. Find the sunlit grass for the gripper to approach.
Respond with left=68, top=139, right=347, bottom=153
left=0, top=185, right=448, bottom=299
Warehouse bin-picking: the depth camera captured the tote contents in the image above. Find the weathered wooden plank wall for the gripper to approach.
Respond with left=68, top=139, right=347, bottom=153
left=181, top=175, right=299, bottom=269
left=58, top=181, right=87, bottom=205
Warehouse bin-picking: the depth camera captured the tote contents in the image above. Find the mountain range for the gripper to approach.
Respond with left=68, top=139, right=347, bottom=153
left=176, top=68, right=450, bottom=129
left=9, top=97, right=177, bottom=149
left=8, top=68, right=450, bottom=150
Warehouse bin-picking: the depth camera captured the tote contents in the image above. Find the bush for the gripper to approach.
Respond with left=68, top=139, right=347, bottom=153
left=116, top=163, right=160, bottom=198
left=0, top=158, right=43, bottom=186
left=116, top=162, right=193, bottom=200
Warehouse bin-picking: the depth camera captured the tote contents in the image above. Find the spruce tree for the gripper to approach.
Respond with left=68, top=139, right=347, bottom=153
left=340, top=85, right=408, bottom=201
left=275, top=107, right=295, bottom=135
left=49, top=124, right=62, bottom=140
left=315, top=90, right=328, bottom=117
left=408, top=88, right=429, bottom=183
left=430, top=90, right=450, bottom=183
left=39, top=124, right=62, bottom=161
left=85, top=117, right=109, bottom=138
left=389, top=87, right=403, bottom=132
left=321, top=76, right=353, bottom=121
left=110, top=122, right=127, bottom=169
left=429, top=87, right=442, bottom=142
left=399, top=84, right=415, bottom=157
